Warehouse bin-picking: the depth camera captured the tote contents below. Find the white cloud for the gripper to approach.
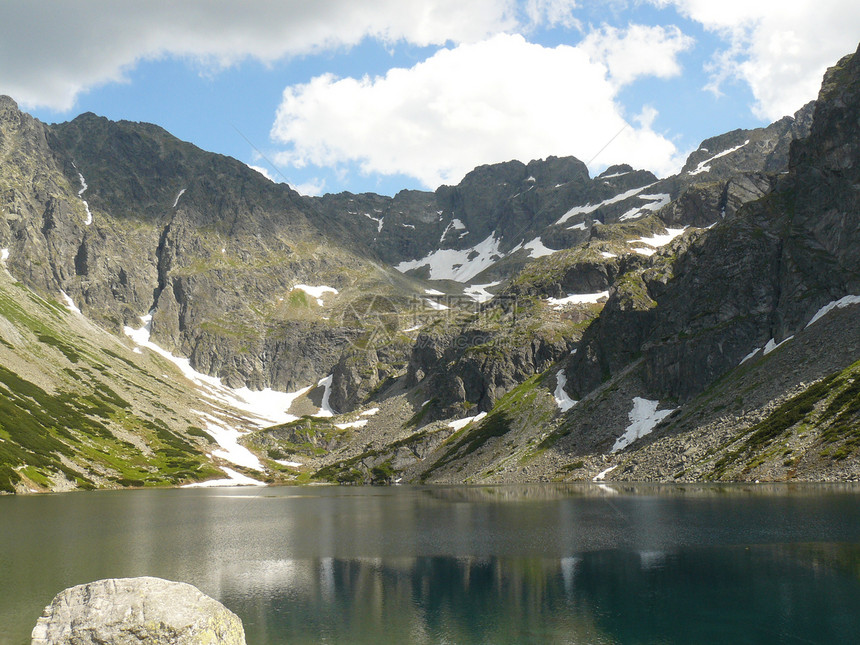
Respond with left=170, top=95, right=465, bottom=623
left=292, top=179, right=327, bottom=197
left=654, top=0, right=860, bottom=119
left=0, top=0, right=518, bottom=111
left=271, top=32, right=689, bottom=188
left=580, top=24, right=694, bottom=86
left=523, top=0, right=581, bottom=29
left=247, top=165, right=275, bottom=182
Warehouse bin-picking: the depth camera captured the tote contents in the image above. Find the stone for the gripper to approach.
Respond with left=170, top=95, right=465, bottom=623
left=31, top=577, right=245, bottom=645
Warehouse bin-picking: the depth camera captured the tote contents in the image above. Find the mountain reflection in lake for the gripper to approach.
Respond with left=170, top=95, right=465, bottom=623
left=2, top=484, right=860, bottom=644
left=219, top=544, right=860, bottom=644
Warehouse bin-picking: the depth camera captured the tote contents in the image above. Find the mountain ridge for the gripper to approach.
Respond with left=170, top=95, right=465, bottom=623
left=0, top=42, right=857, bottom=492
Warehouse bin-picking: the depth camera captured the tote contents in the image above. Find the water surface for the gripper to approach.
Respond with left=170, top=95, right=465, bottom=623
left=2, top=483, right=860, bottom=644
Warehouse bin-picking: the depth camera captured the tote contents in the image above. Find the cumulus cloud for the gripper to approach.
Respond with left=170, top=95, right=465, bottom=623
left=580, top=24, right=694, bottom=86
left=654, top=0, right=860, bottom=119
left=0, top=0, right=518, bottom=111
left=271, top=31, right=689, bottom=188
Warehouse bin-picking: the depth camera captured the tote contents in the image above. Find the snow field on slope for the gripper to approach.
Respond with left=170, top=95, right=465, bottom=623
left=688, top=140, right=749, bottom=176
left=554, top=370, right=576, bottom=412
left=546, top=291, right=609, bottom=310
left=395, top=234, right=504, bottom=282
left=293, top=284, right=338, bottom=306
left=124, top=314, right=336, bottom=479
left=611, top=398, right=675, bottom=453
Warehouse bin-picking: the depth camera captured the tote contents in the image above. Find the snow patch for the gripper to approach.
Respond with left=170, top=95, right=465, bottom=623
left=293, top=284, right=338, bottom=306
left=599, top=170, right=630, bottom=179
left=593, top=465, right=617, bottom=482
left=448, top=411, right=487, bottom=431
left=600, top=251, right=617, bottom=259
left=182, top=466, right=266, bottom=488
left=124, top=314, right=312, bottom=428
left=554, top=370, right=576, bottom=412
left=274, top=459, right=303, bottom=468
left=192, top=409, right=265, bottom=471
left=632, top=228, right=687, bottom=248
left=316, top=375, right=334, bottom=417
left=59, top=291, right=81, bottom=315
left=363, top=212, right=384, bottom=233
left=464, top=281, right=500, bottom=303
left=688, top=140, right=749, bottom=175
left=557, top=184, right=654, bottom=225
left=395, top=234, right=504, bottom=282
left=335, top=419, right=368, bottom=430
left=1, top=248, right=8, bottom=262
left=568, top=222, right=588, bottom=231
left=739, top=347, right=761, bottom=365
left=611, top=398, right=675, bottom=453
left=632, top=247, right=655, bottom=256
left=75, top=170, right=93, bottom=225
left=618, top=193, right=671, bottom=221
left=424, top=298, right=449, bottom=311
left=424, top=289, right=445, bottom=296
left=524, top=237, right=558, bottom=258
left=361, top=407, right=380, bottom=416
left=763, top=336, right=794, bottom=356
left=806, top=295, right=860, bottom=327
left=546, top=291, right=608, bottom=310
left=172, top=188, right=186, bottom=208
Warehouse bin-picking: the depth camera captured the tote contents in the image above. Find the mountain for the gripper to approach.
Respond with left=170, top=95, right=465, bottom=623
left=0, top=43, right=856, bottom=492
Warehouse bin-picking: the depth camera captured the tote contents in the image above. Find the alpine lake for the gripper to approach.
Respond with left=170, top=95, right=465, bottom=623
left=2, top=483, right=860, bottom=644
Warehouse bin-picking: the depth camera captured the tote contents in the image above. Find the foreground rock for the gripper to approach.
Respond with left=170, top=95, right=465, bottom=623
left=31, top=577, right=246, bottom=645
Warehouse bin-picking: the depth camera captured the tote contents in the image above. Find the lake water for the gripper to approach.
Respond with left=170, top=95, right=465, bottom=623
left=2, top=483, right=860, bottom=644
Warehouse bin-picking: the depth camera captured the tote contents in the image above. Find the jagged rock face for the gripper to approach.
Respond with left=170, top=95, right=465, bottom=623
left=774, top=46, right=860, bottom=333
left=676, top=102, right=815, bottom=180
left=330, top=347, right=382, bottom=413
left=0, top=105, right=380, bottom=390
left=659, top=173, right=776, bottom=228
left=0, top=98, right=92, bottom=303
left=329, top=340, right=412, bottom=413
left=407, top=326, right=570, bottom=418
left=564, top=46, right=859, bottom=404
left=315, top=155, right=659, bottom=279
left=31, top=577, right=246, bottom=645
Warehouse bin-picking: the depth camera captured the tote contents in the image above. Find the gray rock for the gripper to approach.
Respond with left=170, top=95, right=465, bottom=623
left=31, top=577, right=245, bottom=645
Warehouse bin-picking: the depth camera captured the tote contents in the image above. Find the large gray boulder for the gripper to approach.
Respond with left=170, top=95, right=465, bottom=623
left=31, top=577, right=246, bottom=645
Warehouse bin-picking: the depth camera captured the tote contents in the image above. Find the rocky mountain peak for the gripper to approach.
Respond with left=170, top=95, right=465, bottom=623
left=0, top=94, right=20, bottom=115
left=791, top=45, right=858, bottom=175
left=525, top=155, right=590, bottom=185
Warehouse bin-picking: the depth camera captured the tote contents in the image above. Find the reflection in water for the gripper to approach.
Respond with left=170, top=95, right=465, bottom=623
left=2, top=485, right=860, bottom=644
left=224, top=556, right=612, bottom=645
left=219, top=546, right=860, bottom=645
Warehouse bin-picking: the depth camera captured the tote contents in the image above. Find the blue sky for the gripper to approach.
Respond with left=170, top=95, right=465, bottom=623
left=2, top=1, right=858, bottom=196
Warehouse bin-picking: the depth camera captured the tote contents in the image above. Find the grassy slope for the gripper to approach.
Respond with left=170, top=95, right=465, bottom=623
left=0, top=269, right=222, bottom=492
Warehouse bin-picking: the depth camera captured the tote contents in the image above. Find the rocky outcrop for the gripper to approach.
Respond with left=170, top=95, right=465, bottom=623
left=563, top=44, right=860, bottom=405
left=407, top=323, right=572, bottom=419
left=31, top=577, right=245, bottom=645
